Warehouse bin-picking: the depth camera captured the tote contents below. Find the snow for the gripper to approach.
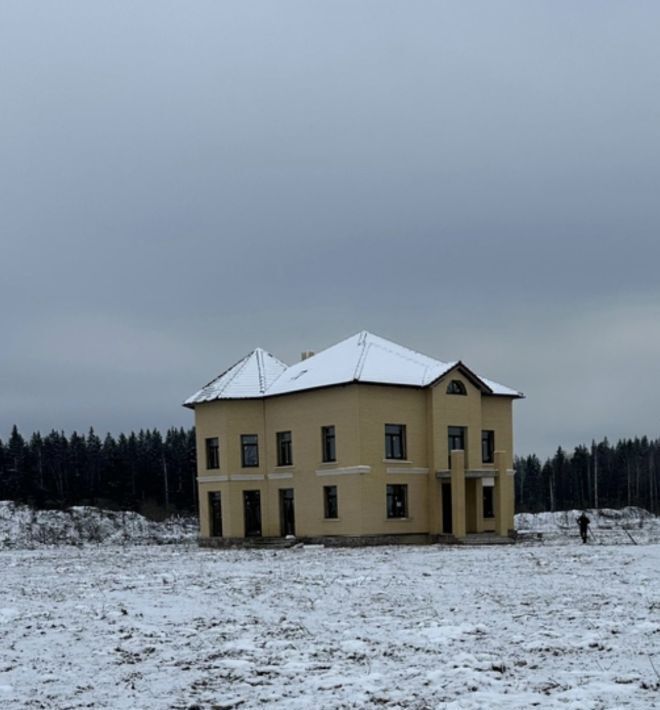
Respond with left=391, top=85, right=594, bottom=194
left=185, top=331, right=522, bottom=404
left=515, top=507, right=660, bottom=545
left=184, top=348, right=287, bottom=404
left=1, top=539, right=659, bottom=707
left=0, top=501, right=197, bottom=548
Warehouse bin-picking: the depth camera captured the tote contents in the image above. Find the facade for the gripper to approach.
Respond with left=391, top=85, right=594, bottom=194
left=184, top=332, right=523, bottom=543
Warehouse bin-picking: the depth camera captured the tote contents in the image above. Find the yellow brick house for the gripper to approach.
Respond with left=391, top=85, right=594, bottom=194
left=184, top=331, right=523, bottom=544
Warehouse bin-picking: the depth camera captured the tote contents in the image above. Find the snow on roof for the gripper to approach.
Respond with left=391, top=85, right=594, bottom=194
left=184, top=331, right=523, bottom=406
left=184, top=348, right=287, bottom=405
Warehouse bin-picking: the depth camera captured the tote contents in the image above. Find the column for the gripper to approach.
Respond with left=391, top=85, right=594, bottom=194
left=450, top=449, right=466, bottom=539
left=494, top=451, right=514, bottom=536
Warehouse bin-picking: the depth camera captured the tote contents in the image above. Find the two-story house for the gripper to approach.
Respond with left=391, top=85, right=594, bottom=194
left=184, top=331, right=523, bottom=544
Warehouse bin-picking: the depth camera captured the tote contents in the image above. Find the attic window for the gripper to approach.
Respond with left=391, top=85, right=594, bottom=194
left=447, top=380, right=467, bottom=395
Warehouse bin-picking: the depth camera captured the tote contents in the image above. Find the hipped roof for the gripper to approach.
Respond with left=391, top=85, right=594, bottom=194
left=184, top=331, right=523, bottom=407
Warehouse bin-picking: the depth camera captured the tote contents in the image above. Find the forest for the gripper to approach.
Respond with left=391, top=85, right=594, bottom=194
left=0, top=425, right=659, bottom=516
left=0, top=426, right=197, bottom=517
left=515, top=437, right=660, bottom=514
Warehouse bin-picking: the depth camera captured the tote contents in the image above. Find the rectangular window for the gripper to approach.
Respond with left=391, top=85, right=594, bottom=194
left=448, top=426, right=466, bottom=467
left=481, top=430, right=495, bottom=464
left=483, top=484, right=494, bottom=518
left=241, top=434, right=259, bottom=467
left=321, top=425, right=336, bottom=462
left=385, top=424, right=406, bottom=460
left=323, top=485, right=338, bottom=519
left=205, top=437, right=219, bottom=470
left=386, top=484, right=408, bottom=518
left=276, top=431, right=293, bottom=466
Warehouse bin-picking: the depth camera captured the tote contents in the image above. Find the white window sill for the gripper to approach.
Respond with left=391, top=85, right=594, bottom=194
left=385, top=517, right=413, bottom=522
left=383, top=459, right=412, bottom=464
left=323, top=517, right=341, bottom=522
left=274, top=465, right=294, bottom=470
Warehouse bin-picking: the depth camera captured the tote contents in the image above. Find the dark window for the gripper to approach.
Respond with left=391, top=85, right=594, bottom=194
left=241, top=434, right=259, bottom=467
left=386, top=484, right=408, bottom=518
left=385, top=424, right=406, bottom=460
left=323, top=485, right=338, bottom=519
left=208, top=491, right=222, bottom=537
left=205, top=437, right=219, bottom=470
left=483, top=485, right=494, bottom=518
left=321, top=426, right=336, bottom=462
left=481, top=430, right=495, bottom=464
left=277, top=431, right=293, bottom=466
left=448, top=426, right=466, bottom=467
left=447, top=379, right=467, bottom=395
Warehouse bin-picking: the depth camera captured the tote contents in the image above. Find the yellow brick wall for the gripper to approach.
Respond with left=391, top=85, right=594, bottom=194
left=193, top=375, right=517, bottom=538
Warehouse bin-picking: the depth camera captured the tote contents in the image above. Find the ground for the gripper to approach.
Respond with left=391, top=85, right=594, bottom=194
left=1, top=542, right=659, bottom=709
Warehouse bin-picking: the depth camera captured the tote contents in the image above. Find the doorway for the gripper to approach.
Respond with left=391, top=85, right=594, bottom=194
left=243, top=490, right=262, bottom=537
left=442, top=482, right=452, bottom=534
left=208, top=491, right=222, bottom=537
left=279, top=488, right=295, bottom=537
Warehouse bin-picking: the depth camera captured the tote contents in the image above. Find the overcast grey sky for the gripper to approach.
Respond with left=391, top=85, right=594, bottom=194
left=2, top=1, right=660, bottom=458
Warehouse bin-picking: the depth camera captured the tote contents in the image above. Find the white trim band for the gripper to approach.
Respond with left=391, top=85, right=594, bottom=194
left=197, top=475, right=229, bottom=483
left=315, top=465, right=371, bottom=477
left=230, top=473, right=265, bottom=481
left=268, top=472, right=294, bottom=480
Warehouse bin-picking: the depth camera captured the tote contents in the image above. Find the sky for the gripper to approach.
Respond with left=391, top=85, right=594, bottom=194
left=1, top=1, right=659, bottom=459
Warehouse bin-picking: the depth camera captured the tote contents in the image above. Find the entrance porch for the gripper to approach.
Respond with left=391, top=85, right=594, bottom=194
left=435, top=450, right=515, bottom=540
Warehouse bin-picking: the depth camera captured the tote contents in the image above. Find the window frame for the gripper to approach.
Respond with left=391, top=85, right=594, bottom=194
left=481, top=430, right=495, bottom=464
left=323, top=485, right=338, bottom=519
left=385, top=423, right=407, bottom=460
left=448, top=426, right=466, bottom=467
left=321, top=425, right=336, bottom=463
left=386, top=483, right=408, bottom=519
left=276, top=430, right=293, bottom=466
left=240, top=434, right=259, bottom=468
left=205, top=437, right=220, bottom=470
left=446, top=379, right=467, bottom=395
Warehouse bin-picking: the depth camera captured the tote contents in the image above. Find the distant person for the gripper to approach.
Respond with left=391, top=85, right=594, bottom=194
left=577, top=512, right=590, bottom=543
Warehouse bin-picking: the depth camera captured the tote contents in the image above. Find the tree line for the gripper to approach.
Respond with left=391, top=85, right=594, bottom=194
left=1, top=426, right=659, bottom=516
left=0, top=426, right=197, bottom=516
left=515, top=436, right=660, bottom=514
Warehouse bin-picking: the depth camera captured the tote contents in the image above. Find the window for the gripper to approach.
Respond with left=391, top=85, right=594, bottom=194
left=481, top=430, right=495, bottom=464
left=385, top=424, right=406, bottom=460
left=277, top=431, right=292, bottom=466
left=448, top=426, right=466, bottom=467
left=321, top=426, right=336, bottom=462
left=386, top=484, right=408, bottom=518
left=241, top=434, right=259, bottom=467
left=323, top=485, right=338, bottom=519
left=483, top=484, right=494, bottom=518
left=205, top=437, right=219, bottom=470
left=447, top=379, right=467, bottom=395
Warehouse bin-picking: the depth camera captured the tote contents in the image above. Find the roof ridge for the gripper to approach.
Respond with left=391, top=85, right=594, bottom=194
left=353, top=339, right=371, bottom=380
left=217, top=351, right=257, bottom=397
left=255, top=349, right=265, bottom=393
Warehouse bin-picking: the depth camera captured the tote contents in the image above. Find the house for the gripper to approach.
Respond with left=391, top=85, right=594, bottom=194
left=184, top=331, right=523, bottom=544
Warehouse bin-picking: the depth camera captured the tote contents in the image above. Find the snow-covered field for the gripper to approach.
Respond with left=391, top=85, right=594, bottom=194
left=1, top=542, right=659, bottom=709
left=0, top=501, right=197, bottom=548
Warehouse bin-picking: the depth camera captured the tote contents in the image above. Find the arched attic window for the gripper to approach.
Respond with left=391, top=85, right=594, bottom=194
left=446, top=379, right=467, bottom=395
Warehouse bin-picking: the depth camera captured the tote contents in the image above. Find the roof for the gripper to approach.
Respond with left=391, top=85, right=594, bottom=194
left=183, top=331, right=523, bottom=407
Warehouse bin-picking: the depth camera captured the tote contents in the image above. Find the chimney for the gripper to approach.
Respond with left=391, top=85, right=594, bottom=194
left=301, top=351, right=315, bottom=361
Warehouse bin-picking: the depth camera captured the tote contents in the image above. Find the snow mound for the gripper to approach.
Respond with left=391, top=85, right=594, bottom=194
left=515, top=507, right=660, bottom=544
left=0, top=502, right=198, bottom=548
